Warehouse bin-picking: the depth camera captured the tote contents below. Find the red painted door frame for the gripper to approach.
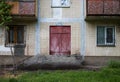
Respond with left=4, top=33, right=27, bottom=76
left=50, top=26, right=71, bottom=55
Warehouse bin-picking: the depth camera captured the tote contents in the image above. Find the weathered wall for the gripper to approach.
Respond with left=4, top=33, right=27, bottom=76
left=0, top=22, right=36, bottom=56
left=39, top=0, right=82, bottom=55
left=40, top=0, right=52, bottom=18
left=0, top=27, right=11, bottom=55
left=25, top=22, right=36, bottom=56
left=40, top=23, right=81, bottom=55
left=85, top=21, right=120, bottom=56
left=0, top=55, right=30, bottom=65
left=62, top=0, right=82, bottom=18
left=1, top=0, right=120, bottom=57
left=40, top=0, right=82, bottom=18
left=84, top=56, right=120, bottom=66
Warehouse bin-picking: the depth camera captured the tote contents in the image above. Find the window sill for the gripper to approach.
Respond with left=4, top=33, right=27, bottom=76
left=5, top=43, right=26, bottom=48
left=97, top=45, right=115, bottom=47
left=51, top=6, right=70, bottom=8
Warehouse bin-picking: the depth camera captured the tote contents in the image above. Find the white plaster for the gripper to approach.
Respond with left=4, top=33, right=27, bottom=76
left=0, top=45, right=11, bottom=52
left=40, top=18, right=83, bottom=23
left=53, top=8, right=62, bottom=18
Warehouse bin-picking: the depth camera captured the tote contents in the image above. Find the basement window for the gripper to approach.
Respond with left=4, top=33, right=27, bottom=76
left=5, top=25, right=25, bottom=46
left=52, top=0, right=70, bottom=8
left=97, top=26, right=115, bottom=46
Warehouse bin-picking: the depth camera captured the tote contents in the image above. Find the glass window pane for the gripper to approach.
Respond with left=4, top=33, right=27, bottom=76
left=17, top=28, right=24, bottom=43
left=97, top=26, right=105, bottom=45
left=7, top=26, right=24, bottom=44
left=61, top=0, right=70, bottom=7
left=106, top=28, right=114, bottom=43
left=9, top=28, right=14, bottom=43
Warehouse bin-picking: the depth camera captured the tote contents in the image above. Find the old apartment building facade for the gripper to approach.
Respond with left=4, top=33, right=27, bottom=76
left=0, top=0, right=120, bottom=65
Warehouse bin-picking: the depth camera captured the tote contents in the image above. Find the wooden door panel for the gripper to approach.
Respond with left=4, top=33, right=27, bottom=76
left=50, top=26, right=71, bottom=55
left=50, top=26, right=62, bottom=33
left=50, top=34, right=61, bottom=55
left=62, top=27, right=71, bottom=33
left=61, top=33, right=71, bottom=55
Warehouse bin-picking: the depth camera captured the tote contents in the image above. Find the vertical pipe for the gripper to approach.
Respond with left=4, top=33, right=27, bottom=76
left=35, top=0, right=40, bottom=55
left=80, top=0, right=86, bottom=60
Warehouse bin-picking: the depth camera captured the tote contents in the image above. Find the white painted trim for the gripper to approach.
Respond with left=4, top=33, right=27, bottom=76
left=40, top=18, right=83, bottom=23
left=96, top=25, right=115, bottom=46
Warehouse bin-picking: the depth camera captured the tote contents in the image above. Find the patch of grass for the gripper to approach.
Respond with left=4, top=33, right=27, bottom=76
left=108, top=60, right=120, bottom=68
left=9, top=78, right=17, bottom=82
left=0, top=67, right=120, bottom=82
left=0, top=77, right=9, bottom=82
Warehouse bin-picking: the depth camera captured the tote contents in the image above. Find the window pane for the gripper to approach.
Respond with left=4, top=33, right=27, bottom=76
left=97, top=26, right=105, bottom=45
left=17, top=28, right=24, bottom=43
left=52, top=0, right=70, bottom=7
left=6, top=26, right=24, bottom=45
left=9, top=28, right=14, bottom=43
left=106, top=28, right=114, bottom=43
left=61, top=0, right=70, bottom=6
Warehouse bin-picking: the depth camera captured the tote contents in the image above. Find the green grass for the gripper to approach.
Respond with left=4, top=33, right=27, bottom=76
left=0, top=61, right=120, bottom=82
left=108, top=60, right=120, bottom=68
left=0, top=68, right=120, bottom=82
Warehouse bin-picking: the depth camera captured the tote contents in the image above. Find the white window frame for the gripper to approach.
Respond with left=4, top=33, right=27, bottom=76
left=97, top=26, right=115, bottom=46
left=105, top=27, right=115, bottom=45
left=52, top=0, right=70, bottom=8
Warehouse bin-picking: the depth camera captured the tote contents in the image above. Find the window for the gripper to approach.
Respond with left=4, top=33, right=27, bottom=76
left=97, top=26, right=115, bottom=46
left=52, top=0, right=70, bottom=8
left=5, top=25, right=25, bottom=46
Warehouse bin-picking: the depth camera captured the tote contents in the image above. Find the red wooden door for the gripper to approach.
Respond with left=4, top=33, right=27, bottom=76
left=50, top=26, right=71, bottom=55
